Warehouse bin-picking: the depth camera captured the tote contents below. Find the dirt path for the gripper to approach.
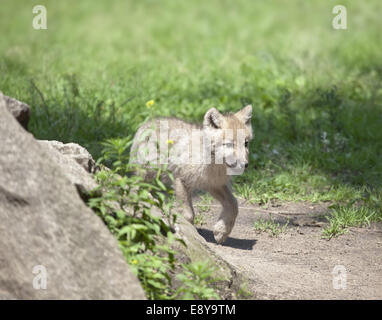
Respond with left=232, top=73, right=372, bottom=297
left=194, top=198, right=382, bottom=299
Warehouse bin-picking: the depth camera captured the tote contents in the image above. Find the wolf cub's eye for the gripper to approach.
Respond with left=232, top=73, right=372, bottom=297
left=245, top=140, right=249, bottom=148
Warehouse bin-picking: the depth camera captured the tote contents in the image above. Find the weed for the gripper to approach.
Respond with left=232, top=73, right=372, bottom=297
left=89, top=137, right=221, bottom=299
left=322, top=206, right=379, bottom=239
left=253, top=215, right=289, bottom=237
left=174, top=261, right=221, bottom=300
left=194, top=194, right=213, bottom=225
left=235, top=282, right=253, bottom=299
left=235, top=183, right=256, bottom=202
left=89, top=165, right=177, bottom=299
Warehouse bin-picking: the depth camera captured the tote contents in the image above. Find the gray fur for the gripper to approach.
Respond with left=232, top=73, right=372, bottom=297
left=130, top=105, right=253, bottom=244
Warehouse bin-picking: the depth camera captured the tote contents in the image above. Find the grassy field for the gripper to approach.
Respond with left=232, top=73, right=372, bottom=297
left=1, top=0, right=382, bottom=237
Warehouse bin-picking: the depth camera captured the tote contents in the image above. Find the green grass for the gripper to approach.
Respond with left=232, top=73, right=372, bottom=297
left=253, top=215, right=289, bottom=237
left=194, top=194, right=213, bottom=225
left=1, top=0, right=382, bottom=235
left=322, top=205, right=380, bottom=239
left=235, top=282, right=253, bottom=299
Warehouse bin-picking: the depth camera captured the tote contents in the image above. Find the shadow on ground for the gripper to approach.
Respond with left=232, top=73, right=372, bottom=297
left=197, top=228, right=257, bottom=250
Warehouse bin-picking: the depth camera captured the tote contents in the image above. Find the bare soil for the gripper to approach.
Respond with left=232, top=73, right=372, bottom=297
left=194, top=197, right=382, bottom=299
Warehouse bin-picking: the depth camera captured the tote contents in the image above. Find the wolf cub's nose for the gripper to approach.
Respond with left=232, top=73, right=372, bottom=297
left=245, top=162, right=249, bottom=169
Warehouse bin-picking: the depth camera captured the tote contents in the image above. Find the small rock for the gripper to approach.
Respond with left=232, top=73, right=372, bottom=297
left=37, top=140, right=99, bottom=199
left=3, top=94, right=30, bottom=130
left=38, top=140, right=97, bottom=173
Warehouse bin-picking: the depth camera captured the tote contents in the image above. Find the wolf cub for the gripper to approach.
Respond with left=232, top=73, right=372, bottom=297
left=130, top=105, right=253, bottom=244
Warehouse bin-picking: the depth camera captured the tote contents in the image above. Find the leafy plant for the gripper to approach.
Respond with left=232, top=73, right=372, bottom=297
left=88, top=136, right=179, bottom=299
left=89, top=137, right=221, bottom=299
left=174, top=261, right=221, bottom=300
left=97, top=137, right=133, bottom=174
left=89, top=165, right=178, bottom=299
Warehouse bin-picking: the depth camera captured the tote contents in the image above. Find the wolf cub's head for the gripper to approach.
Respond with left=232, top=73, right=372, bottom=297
left=203, top=105, right=253, bottom=175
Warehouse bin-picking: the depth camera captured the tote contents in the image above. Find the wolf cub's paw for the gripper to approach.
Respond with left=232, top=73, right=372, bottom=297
left=213, top=230, right=229, bottom=245
left=213, top=220, right=230, bottom=244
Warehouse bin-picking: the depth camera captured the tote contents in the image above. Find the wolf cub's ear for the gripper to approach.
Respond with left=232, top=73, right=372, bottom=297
left=203, top=107, right=223, bottom=129
left=235, top=105, right=252, bottom=125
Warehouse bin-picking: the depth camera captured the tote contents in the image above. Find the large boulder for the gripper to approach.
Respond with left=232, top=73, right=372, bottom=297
left=170, top=212, right=243, bottom=299
left=135, top=196, right=242, bottom=298
left=3, top=94, right=30, bottom=129
left=0, top=93, right=145, bottom=300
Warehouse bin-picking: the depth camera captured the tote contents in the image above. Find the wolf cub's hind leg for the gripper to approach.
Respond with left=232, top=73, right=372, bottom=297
left=210, top=185, right=238, bottom=244
left=175, top=178, right=195, bottom=224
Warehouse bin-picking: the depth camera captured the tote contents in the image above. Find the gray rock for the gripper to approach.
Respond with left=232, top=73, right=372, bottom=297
left=0, top=93, right=146, bottom=300
left=3, top=94, right=30, bottom=129
left=38, top=140, right=97, bottom=173
left=38, top=140, right=99, bottom=198
left=150, top=205, right=242, bottom=299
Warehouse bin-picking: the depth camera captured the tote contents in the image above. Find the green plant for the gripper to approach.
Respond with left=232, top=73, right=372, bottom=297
left=253, top=215, right=289, bottom=237
left=322, top=205, right=378, bottom=239
left=193, top=214, right=206, bottom=227
left=194, top=194, right=213, bottom=225
left=88, top=136, right=180, bottom=299
left=235, top=183, right=255, bottom=202
left=97, top=137, right=133, bottom=174
left=235, top=282, right=253, bottom=299
left=89, top=166, right=177, bottom=299
left=174, top=261, right=221, bottom=300
left=89, top=137, right=221, bottom=299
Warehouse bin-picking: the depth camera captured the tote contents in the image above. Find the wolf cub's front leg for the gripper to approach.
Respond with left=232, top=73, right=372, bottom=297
left=175, top=178, right=195, bottom=224
left=209, top=185, right=239, bottom=244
